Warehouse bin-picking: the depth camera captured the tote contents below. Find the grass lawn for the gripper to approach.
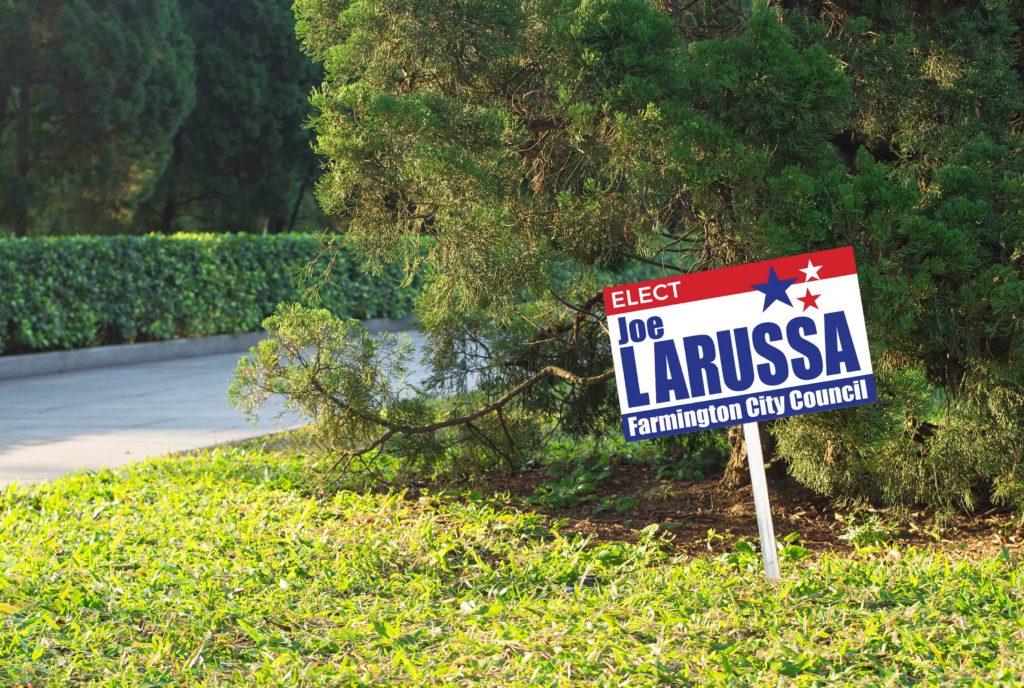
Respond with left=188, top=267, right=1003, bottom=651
left=1, top=448, right=1023, bottom=686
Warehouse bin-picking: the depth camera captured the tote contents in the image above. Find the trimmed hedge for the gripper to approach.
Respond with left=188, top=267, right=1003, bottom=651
left=0, top=233, right=417, bottom=355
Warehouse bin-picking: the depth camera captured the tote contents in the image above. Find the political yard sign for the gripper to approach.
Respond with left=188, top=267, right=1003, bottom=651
left=604, top=246, right=875, bottom=443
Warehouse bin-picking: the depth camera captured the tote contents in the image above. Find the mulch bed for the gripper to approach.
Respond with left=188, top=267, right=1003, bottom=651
left=475, top=462, right=1024, bottom=559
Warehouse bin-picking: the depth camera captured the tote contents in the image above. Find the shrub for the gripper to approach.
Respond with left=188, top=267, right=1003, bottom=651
left=0, top=233, right=417, bottom=354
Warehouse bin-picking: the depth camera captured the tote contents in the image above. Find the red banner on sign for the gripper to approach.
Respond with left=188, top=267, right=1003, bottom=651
left=603, top=246, right=857, bottom=315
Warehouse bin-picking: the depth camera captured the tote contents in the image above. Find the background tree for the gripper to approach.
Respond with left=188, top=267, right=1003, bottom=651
left=141, top=0, right=322, bottom=234
left=236, top=0, right=1024, bottom=514
left=0, top=0, right=321, bottom=236
left=0, top=0, right=195, bottom=235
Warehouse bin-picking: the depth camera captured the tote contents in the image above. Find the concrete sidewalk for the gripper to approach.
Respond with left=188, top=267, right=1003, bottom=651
left=0, top=352, right=296, bottom=485
left=0, top=333, right=425, bottom=486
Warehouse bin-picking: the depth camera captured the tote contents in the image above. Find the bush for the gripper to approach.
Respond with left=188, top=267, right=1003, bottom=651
left=0, top=233, right=417, bottom=354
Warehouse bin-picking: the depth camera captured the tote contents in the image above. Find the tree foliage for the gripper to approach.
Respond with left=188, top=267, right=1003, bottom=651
left=141, top=0, right=321, bottom=233
left=0, top=0, right=319, bottom=235
left=0, top=0, right=196, bottom=234
left=235, top=0, right=1024, bottom=512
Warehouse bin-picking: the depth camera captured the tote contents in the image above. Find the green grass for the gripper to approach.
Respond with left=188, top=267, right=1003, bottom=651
left=1, top=449, right=1023, bottom=686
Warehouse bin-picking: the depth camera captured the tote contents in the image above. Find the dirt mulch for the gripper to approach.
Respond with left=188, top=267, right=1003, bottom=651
left=475, top=462, right=1024, bottom=560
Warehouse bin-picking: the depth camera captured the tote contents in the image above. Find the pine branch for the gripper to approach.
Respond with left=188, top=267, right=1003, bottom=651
left=321, top=364, right=615, bottom=473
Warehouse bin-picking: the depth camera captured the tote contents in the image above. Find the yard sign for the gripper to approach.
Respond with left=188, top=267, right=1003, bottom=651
left=604, top=246, right=875, bottom=579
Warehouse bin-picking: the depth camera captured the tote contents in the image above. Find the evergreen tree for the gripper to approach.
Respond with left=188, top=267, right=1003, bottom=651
left=141, top=0, right=321, bottom=234
left=767, top=1, right=1024, bottom=510
left=235, top=1, right=1024, bottom=513
left=0, top=0, right=196, bottom=235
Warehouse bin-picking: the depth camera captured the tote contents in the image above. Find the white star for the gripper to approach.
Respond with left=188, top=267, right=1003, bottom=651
left=799, top=259, right=822, bottom=282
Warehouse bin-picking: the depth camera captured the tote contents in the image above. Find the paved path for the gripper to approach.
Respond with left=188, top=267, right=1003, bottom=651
left=0, top=334, right=426, bottom=486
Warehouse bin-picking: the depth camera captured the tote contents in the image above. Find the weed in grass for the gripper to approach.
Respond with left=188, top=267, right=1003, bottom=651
left=527, top=455, right=612, bottom=509
left=595, top=496, right=640, bottom=516
left=640, top=482, right=677, bottom=501
left=837, top=513, right=902, bottom=548
left=779, top=532, right=810, bottom=563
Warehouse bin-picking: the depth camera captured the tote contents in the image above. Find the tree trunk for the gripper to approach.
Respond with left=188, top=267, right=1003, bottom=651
left=13, top=64, right=31, bottom=237
left=267, top=214, right=286, bottom=234
left=720, top=423, right=779, bottom=488
left=286, top=176, right=309, bottom=233
left=157, top=192, right=177, bottom=234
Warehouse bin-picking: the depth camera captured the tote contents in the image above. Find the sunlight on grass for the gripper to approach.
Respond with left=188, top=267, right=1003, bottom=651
left=1, top=448, right=1022, bottom=686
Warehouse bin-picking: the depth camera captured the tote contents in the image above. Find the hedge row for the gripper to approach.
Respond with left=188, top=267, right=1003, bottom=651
left=0, top=233, right=417, bottom=355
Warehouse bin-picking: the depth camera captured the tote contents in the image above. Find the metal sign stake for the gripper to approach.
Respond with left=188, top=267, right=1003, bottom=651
left=743, top=421, right=780, bottom=580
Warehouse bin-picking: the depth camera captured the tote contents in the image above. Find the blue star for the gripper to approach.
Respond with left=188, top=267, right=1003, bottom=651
left=752, top=266, right=796, bottom=311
